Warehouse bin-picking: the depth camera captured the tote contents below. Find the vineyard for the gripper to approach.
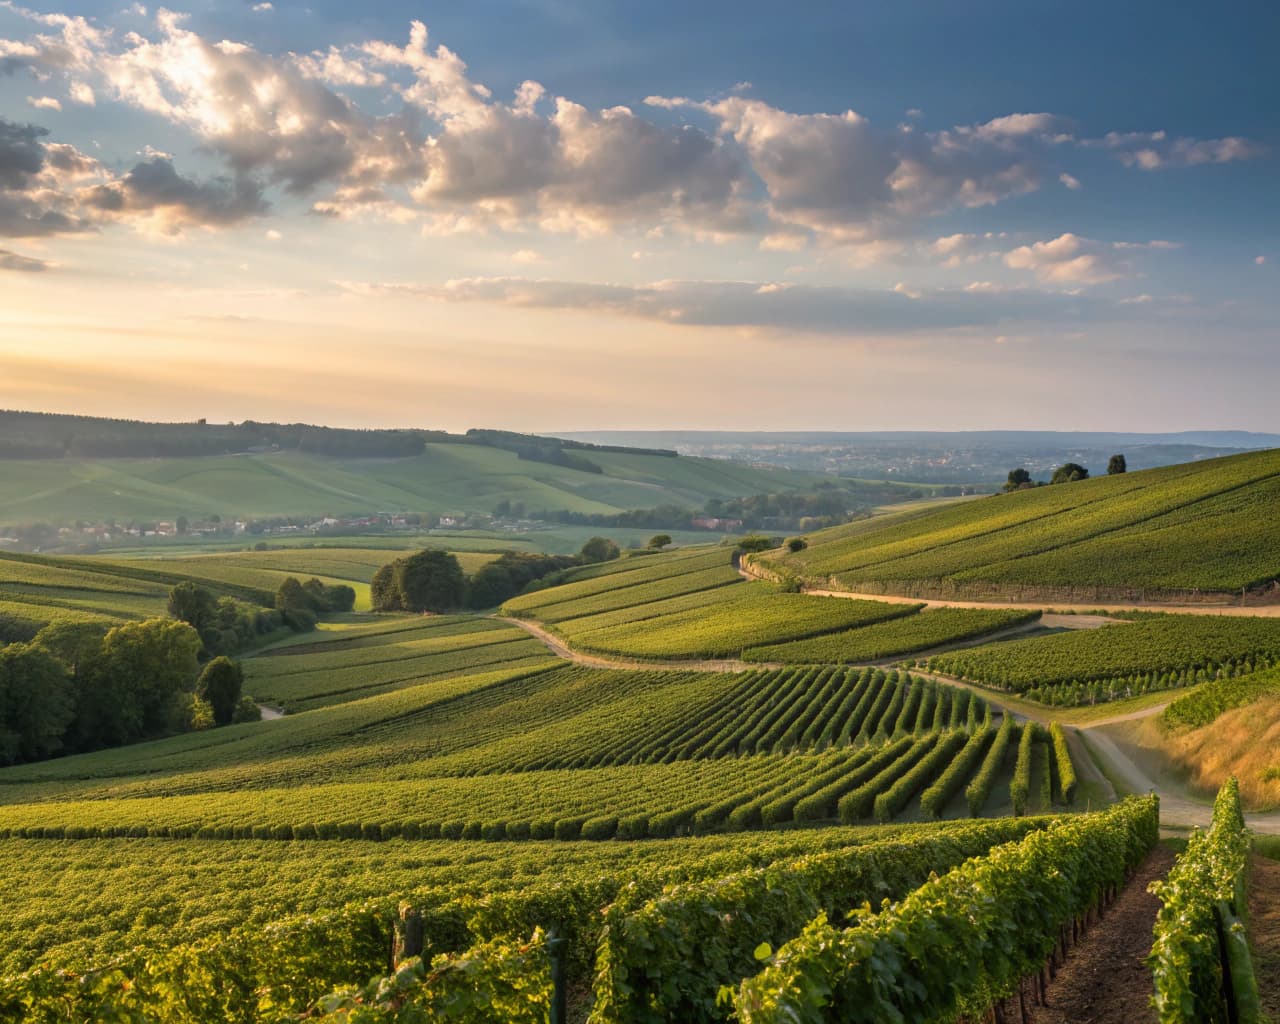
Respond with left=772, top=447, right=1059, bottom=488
left=756, top=447, right=1280, bottom=598
left=0, top=450, right=1275, bottom=1021
left=926, top=613, right=1280, bottom=705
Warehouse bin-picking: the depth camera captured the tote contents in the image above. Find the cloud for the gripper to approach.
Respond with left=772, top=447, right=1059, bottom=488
left=0, top=10, right=1266, bottom=248
left=26, top=95, right=61, bottom=111
left=340, top=274, right=1139, bottom=337
left=1002, top=233, right=1176, bottom=284
left=1256, top=255, right=1267, bottom=266
left=511, top=248, right=543, bottom=264
left=98, top=12, right=424, bottom=196
left=1097, top=131, right=1265, bottom=169
left=79, top=156, right=266, bottom=232
left=648, top=98, right=1069, bottom=241
left=0, top=246, right=51, bottom=270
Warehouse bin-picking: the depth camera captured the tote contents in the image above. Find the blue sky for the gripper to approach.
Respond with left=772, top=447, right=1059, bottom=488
left=0, top=0, right=1275, bottom=431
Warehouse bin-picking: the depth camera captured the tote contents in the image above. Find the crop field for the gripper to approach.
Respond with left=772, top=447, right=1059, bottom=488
left=569, top=584, right=919, bottom=658
left=0, top=449, right=1268, bottom=1023
left=927, top=613, right=1280, bottom=705
left=760, top=448, right=1280, bottom=596
left=501, top=547, right=735, bottom=618
left=0, top=444, right=829, bottom=527
left=743, top=607, right=1042, bottom=664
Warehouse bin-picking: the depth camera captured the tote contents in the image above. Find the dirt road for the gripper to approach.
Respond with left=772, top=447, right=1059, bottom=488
left=739, top=561, right=1280, bottom=617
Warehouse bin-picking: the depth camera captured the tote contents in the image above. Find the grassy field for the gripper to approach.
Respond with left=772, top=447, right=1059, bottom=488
left=0, top=444, right=830, bottom=527
left=760, top=447, right=1280, bottom=597
left=0, top=547, right=491, bottom=631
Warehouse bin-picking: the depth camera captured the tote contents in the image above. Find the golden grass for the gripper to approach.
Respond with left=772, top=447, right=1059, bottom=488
left=1165, top=695, right=1280, bottom=811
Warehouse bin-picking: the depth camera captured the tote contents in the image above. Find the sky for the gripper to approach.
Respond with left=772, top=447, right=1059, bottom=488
left=0, top=0, right=1276, bottom=432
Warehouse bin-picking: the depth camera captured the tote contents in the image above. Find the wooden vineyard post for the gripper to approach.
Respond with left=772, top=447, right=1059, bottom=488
left=393, top=901, right=423, bottom=967
left=547, top=926, right=567, bottom=1024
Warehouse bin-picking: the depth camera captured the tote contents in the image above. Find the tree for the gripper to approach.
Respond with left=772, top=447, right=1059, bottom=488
left=737, top=535, right=775, bottom=553
left=786, top=537, right=808, bottom=553
left=176, top=515, right=189, bottom=535
left=647, top=534, right=672, bottom=550
left=196, top=656, right=243, bottom=726
left=395, top=550, right=466, bottom=612
left=580, top=537, right=621, bottom=564
left=275, top=576, right=310, bottom=612
left=168, top=581, right=216, bottom=632
left=0, top=643, right=75, bottom=765
left=1108, top=453, right=1127, bottom=475
left=466, top=563, right=517, bottom=609
left=74, top=618, right=201, bottom=748
left=1003, top=468, right=1033, bottom=492
left=1050, top=462, right=1090, bottom=484
left=371, top=563, right=402, bottom=612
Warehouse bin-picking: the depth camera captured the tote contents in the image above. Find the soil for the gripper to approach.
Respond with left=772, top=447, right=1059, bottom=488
left=1249, top=854, right=1280, bottom=1021
left=1025, top=845, right=1176, bottom=1024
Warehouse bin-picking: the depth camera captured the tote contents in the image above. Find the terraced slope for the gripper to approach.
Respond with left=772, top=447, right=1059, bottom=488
left=757, top=447, right=1280, bottom=600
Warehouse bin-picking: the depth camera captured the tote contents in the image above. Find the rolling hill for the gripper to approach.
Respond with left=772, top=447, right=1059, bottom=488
left=0, top=444, right=832, bottom=528
left=755, top=447, right=1280, bottom=601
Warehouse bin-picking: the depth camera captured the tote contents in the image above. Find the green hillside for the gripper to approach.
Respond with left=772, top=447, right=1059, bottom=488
left=757, top=447, right=1280, bottom=599
left=0, top=444, right=830, bottom=528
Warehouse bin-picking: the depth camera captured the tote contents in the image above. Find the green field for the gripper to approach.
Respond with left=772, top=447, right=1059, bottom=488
left=0, top=444, right=829, bottom=527
left=760, top=447, right=1280, bottom=597
left=927, top=613, right=1280, bottom=705
left=0, top=446, right=1269, bottom=1021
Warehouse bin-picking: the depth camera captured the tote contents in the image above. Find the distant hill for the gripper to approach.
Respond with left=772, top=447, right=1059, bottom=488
left=0, top=442, right=835, bottom=530
left=560, top=429, right=1280, bottom=484
left=756, top=448, right=1280, bottom=601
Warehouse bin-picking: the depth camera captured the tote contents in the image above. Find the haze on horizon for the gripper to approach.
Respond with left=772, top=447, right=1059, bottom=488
left=0, top=0, right=1276, bottom=433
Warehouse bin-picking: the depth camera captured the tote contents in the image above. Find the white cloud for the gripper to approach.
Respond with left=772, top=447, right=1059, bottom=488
left=26, top=96, right=62, bottom=111
left=1097, top=130, right=1264, bottom=169
left=511, top=248, right=543, bottom=264
left=252, top=3, right=273, bottom=11
left=68, top=81, right=95, bottom=105
left=1256, top=255, right=1267, bottom=266
left=265, top=228, right=281, bottom=240
left=1002, top=233, right=1175, bottom=285
left=1059, top=172, right=1081, bottom=189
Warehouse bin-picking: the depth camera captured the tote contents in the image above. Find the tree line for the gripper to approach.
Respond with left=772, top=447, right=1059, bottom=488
left=370, top=538, right=636, bottom=613
left=1003, top=454, right=1127, bottom=492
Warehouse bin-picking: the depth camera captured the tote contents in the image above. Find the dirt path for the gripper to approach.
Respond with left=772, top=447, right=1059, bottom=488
left=257, top=704, right=285, bottom=720
left=496, top=617, right=775, bottom=673
left=738, top=560, right=1280, bottom=617
left=1026, top=846, right=1174, bottom=1024
left=1249, top=855, right=1280, bottom=1021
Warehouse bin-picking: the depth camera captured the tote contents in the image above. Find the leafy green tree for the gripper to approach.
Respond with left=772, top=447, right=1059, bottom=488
left=1003, top=468, right=1033, bottom=492
left=466, top=563, right=517, bottom=609
left=395, top=550, right=466, bottom=612
left=176, top=515, right=189, bottom=535
left=196, top=656, right=243, bottom=726
left=647, top=534, right=672, bottom=550
left=274, top=576, right=309, bottom=612
left=232, top=696, right=263, bottom=723
left=168, top=581, right=216, bottom=632
left=73, top=618, right=201, bottom=748
left=0, top=643, right=74, bottom=765
left=370, top=563, right=402, bottom=612
left=1108, top=453, right=1127, bottom=475
left=580, top=537, right=621, bottom=564
left=736, top=535, right=775, bottom=553
left=1050, top=462, right=1090, bottom=484
left=786, top=537, right=808, bottom=553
